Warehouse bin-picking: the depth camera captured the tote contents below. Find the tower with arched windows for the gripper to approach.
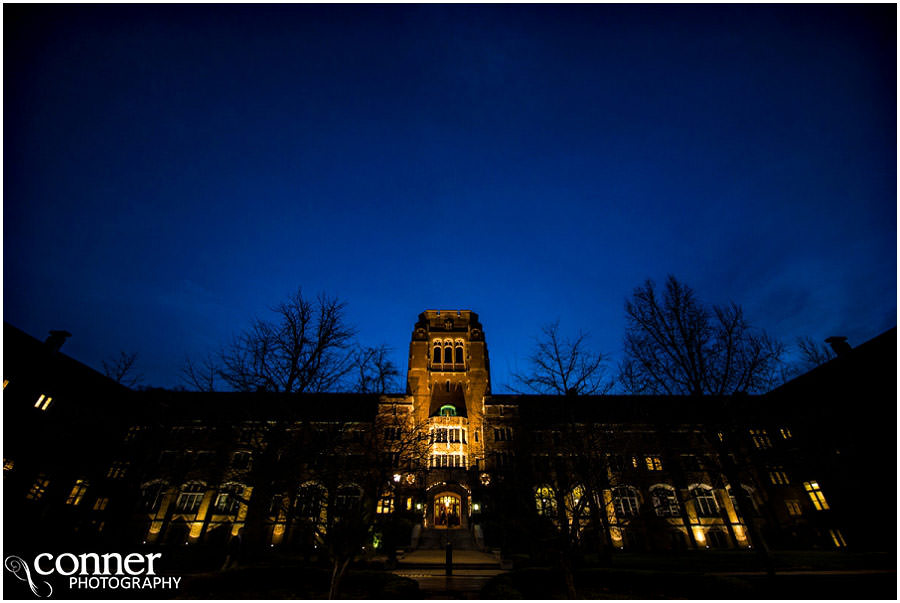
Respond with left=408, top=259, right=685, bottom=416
left=405, top=310, right=491, bottom=529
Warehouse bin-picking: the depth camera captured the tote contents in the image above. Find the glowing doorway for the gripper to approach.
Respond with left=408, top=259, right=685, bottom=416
left=433, top=493, right=461, bottom=529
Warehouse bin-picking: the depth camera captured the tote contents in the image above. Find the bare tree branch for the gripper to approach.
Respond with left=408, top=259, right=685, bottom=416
left=511, top=321, right=611, bottom=395
left=102, top=351, right=143, bottom=388
left=619, top=276, right=785, bottom=395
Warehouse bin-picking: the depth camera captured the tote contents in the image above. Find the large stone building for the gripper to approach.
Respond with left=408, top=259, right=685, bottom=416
left=3, top=312, right=894, bottom=561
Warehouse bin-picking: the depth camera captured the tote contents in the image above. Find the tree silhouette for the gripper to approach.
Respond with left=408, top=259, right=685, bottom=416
left=102, top=351, right=143, bottom=387
left=620, top=276, right=784, bottom=396
left=511, top=321, right=611, bottom=395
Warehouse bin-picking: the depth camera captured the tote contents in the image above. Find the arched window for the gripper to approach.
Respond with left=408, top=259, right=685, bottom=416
left=534, top=485, right=557, bottom=517
left=444, top=341, right=453, bottom=366
left=140, top=481, right=167, bottom=512
left=175, top=482, right=206, bottom=514
left=690, top=485, right=719, bottom=517
left=650, top=485, right=680, bottom=517
left=214, top=483, right=246, bottom=515
left=439, top=405, right=457, bottom=417
left=612, top=486, right=641, bottom=519
left=433, top=342, right=442, bottom=364
left=295, top=482, right=326, bottom=520
left=455, top=342, right=464, bottom=365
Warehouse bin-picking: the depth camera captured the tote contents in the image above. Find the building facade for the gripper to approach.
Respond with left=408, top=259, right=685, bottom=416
left=4, top=313, right=893, bottom=560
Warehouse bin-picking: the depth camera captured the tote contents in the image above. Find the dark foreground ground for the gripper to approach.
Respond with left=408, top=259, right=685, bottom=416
left=35, top=550, right=895, bottom=599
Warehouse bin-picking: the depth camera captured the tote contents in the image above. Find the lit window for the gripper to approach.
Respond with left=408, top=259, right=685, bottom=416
left=650, top=486, right=680, bottom=517
left=214, top=483, right=245, bottom=514
left=612, top=486, right=641, bottom=518
left=27, top=474, right=50, bottom=500
left=768, top=466, right=790, bottom=485
left=785, top=499, right=802, bottom=516
left=175, top=482, right=206, bottom=513
left=749, top=429, right=772, bottom=449
left=107, top=461, right=130, bottom=479
left=803, top=481, right=830, bottom=511
left=690, top=485, right=719, bottom=517
left=34, top=394, right=53, bottom=411
left=66, top=480, right=89, bottom=506
left=3, top=379, right=8, bottom=389
left=535, top=485, right=557, bottom=517
left=376, top=492, right=394, bottom=514
left=645, top=456, right=663, bottom=471
left=439, top=405, right=457, bottom=417
left=780, top=427, right=793, bottom=440
left=3, top=458, right=13, bottom=472
left=829, top=528, right=847, bottom=548
left=93, top=497, right=109, bottom=511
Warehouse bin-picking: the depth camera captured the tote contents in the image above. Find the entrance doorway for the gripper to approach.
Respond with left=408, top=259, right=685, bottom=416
left=433, top=493, right=461, bottom=529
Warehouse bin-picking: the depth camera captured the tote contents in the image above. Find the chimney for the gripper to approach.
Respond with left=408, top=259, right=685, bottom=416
left=44, top=330, right=72, bottom=353
left=825, top=336, right=851, bottom=357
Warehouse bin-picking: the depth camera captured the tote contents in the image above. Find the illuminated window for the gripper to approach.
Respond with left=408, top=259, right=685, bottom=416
left=779, top=427, right=793, bottom=440
left=613, top=486, right=641, bottom=518
left=785, top=499, right=802, bottom=516
left=93, top=497, right=109, bottom=511
left=535, top=485, right=557, bottom=517
left=2, top=379, right=8, bottom=389
left=749, top=429, right=772, bottom=449
left=66, top=480, right=89, bottom=506
left=34, top=394, right=53, bottom=411
left=803, top=481, right=830, bottom=511
left=768, top=466, right=790, bottom=485
left=690, top=485, right=719, bottom=517
left=650, top=485, right=680, bottom=517
left=439, top=405, right=457, bottom=417
left=107, top=461, right=129, bottom=479
left=376, top=492, right=394, bottom=514
left=295, top=483, right=326, bottom=519
left=3, top=458, right=14, bottom=472
left=141, top=482, right=167, bottom=511
left=27, top=474, right=50, bottom=500
left=645, top=456, right=663, bottom=471
left=175, top=482, right=206, bottom=513
left=214, top=483, right=245, bottom=514
left=829, top=529, right=847, bottom=548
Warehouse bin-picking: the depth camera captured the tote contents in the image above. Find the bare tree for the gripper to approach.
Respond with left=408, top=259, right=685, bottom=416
left=620, top=276, right=784, bottom=396
left=102, top=351, right=143, bottom=387
left=354, top=346, right=400, bottom=394
left=182, top=353, right=218, bottom=392
left=511, top=321, right=611, bottom=395
left=218, top=289, right=356, bottom=393
left=795, top=336, right=835, bottom=371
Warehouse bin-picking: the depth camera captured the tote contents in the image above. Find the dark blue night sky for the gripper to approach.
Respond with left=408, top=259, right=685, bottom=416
left=4, top=4, right=896, bottom=391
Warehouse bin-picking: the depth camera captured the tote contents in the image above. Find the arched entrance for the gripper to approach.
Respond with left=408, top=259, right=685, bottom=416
left=433, top=493, right=461, bottom=529
left=424, top=483, right=469, bottom=530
